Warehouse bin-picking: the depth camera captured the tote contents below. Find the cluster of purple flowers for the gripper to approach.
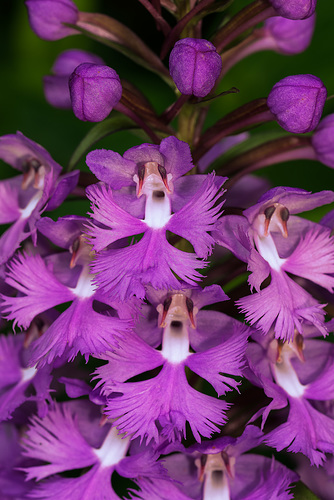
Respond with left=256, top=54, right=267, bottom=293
left=1, top=0, right=334, bottom=499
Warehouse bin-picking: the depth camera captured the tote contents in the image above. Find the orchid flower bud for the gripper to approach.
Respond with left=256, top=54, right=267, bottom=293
left=267, top=74, right=327, bottom=133
left=25, top=0, right=79, bottom=41
left=169, top=38, right=222, bottom=98
left=312, top=115, right=334, bottom=168
left=43, top=50, right=104, bottom=109
left=69, top=63, right=122, bottom=122
left=269, top=0, right=316, bottom=20
left=264, top=14, right=315, bottom=55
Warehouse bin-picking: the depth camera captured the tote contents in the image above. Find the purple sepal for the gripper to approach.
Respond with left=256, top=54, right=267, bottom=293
left=69, top=63, right=122, bottom=122
left=0, top=131, right=62, bottom=175
left=43, top=74, right=73, bottom=109
left=269, top=0, right=316, bottom=20
left=59, top=377, right=92, bottom=398
left=265, top=15, right=315, bottom=55
left=197, top=132, right=250, bottom=172
left=86, top=136, right=194, bottom=190
left=172, top=173, right=227, bottom=212
left=0, top=334, right=52, bottom=422
left=36, top=215, right=87, bottom=249
left=267, top=74, right=326, bottom=133
left=169, top=38, right=222, bottom=97
left=244, top=186, right=334, bottom=224
left=321, top=208, right=334, bottom=228
left=25, top=0, right=79, bottom=41
left=224, top=175, right=271, bottom=209
left=312, top=114, right=334, bottom=168
left=44, top=49, right=104, bottom=109
left=46, top=170, right=79, bottom=210
left=213, top=214, right=252, bottom=263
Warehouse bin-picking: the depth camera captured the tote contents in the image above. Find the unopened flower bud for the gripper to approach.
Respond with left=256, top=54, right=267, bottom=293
left=69, top=63, right=122, bottom=122
left=43, top=50, right=104, bottom=109
left=312, top=115, right=334, bottom=168
left=25, top=0, right=79, bottom=41
left=169, top=38, right=222, bottom=98
left=269, top=0, right=316, bottom=20
left=264, top=14, right=315, bottom=55
left=267, top=74, right=327, bottom=133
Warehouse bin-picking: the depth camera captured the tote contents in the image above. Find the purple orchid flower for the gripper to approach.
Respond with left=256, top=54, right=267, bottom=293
left=0, top=333, right=52, bottom=421
left=134, top=425, right=297, bottom=499
left=214, top=186, right=334, bottom=341
left=246, top=326, right=334, bottom=466
left=21, top=400, right=167, bottom=499
left=94, top=288, right=248, bottom=444
left=0, top=132, right=79, bottom=265
left=0, top=217, right=136, bottom=367
left=86, top=165, right=225, bottom=300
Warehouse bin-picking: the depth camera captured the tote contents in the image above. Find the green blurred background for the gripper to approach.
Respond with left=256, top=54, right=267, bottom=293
left=1, top=0, right=334, bottom=195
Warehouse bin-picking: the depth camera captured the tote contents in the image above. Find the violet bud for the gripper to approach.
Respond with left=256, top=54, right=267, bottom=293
left=264, top=14, right=315, bottom=55
left=69, top=63, right=122, bottom=122
left=269, top=0, right=316, bottom=20
left=43, top=49, right=104, bottom=109
left=25, top=0, right=79, bottom=41
left=169, top=38, right=222, bottom=98
left=267, top=74, right=327, bottom=133
left=312, top=115, right=334, bottom=168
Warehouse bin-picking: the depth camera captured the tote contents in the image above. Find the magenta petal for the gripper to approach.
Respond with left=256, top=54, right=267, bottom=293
left=186, top=328, right=248, bottom=396
left=265, top=398, right=334, bottom=466
left=0, top=178, right=22, bottom=224
left=95, top=333, right=163, bottom=389
left=92, top=229, right=206, bottom=301
left=25, top=467, right=117, bottom=500
left=22, top=405, right=97, bottom=481
left=86, top=183, right=147, bottom=251
left=167, top=173, right=225, bottom=258
left=28, top=297, right=129, bottom=367
left=282, top=228, right=334, bottom=292
left=237, top=270, right=327, bottom=341
left=131, top=478, right=193, bottom=500
left=105, top=362, right=228, bottom=444
left=1, top=253, right=74, bottom=329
